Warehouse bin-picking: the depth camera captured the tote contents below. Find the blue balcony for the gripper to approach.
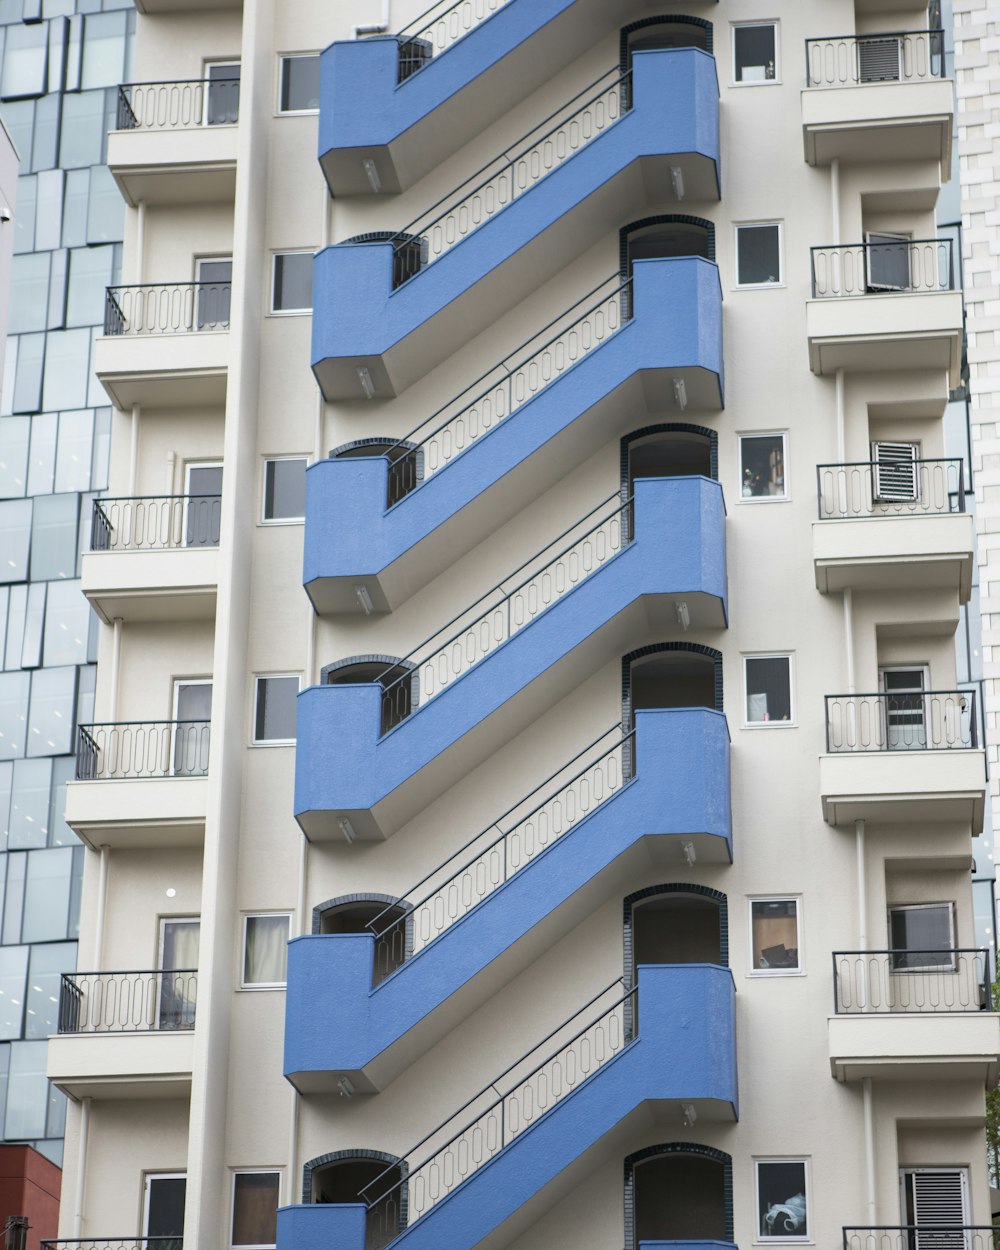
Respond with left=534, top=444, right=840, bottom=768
left=312, top=48, right=720, bottom=398
left=305, top=258, right=723, bottom=614
left=285, top=707, right=730, bottom=1091
left=319, top=0, right=620, bottom=195
left=278, top=965, right=737, bottom=1250
left=295, top=476, right=727, bottom=841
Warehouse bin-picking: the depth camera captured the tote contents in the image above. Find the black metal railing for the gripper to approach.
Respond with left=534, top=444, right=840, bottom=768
left=58, top=969, right=198, bottom=1033
left=395, top=0, right=512, bottom=80
left=844, top=1228, right=1000, bottom=1250
left=832, top=949, right=990, bottom=1013
left=373, top=493, right=633, bottom=733
left=805, top=29, right=945, bottom=87
left=91, top=496, right=222, bottom=552
left=816, top=459, right=965, bottom=519
left=116, top=77, right=240, bottom=130
left=42, top=1241, right=182, bottom=1250
left=824, top=690, right=978, bottom=753
left=381, top=272, right=631, bottom=505
left=75, top=721, right=211, bottom=781
left=104, top=282, right=231, bottom=336
left=358, top=981, right=634, bottom=1238
left=366, top=724, right=632, bottom=983
left=383, top=63, right=629, bottom=287
left=810, top=238, right=955, bottom=298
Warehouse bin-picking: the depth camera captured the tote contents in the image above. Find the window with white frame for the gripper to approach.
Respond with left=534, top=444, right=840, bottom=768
left=744, top=655, right=793, bottom=726
left=735, top=223, right=782, bottom=287
left=253, top=675, right=299, bottom=744
left=278, top=54, right=320, bottom=113
left=231, top=1170, right=281, bottom=1247
left=888, top=902, right=955, bottom=970
left=732, top=22, right=778, bottom=84
left=749, top=898, right=801, bottom=974
left=241, top=915, right=291, bottom=988
left=270, top=252, right=313, bottom=314
left=739, top=432, right=786, bottom=500
left=262, top=457, right=307, bottom=522
left=756, top=1159, right=809, bottom=1240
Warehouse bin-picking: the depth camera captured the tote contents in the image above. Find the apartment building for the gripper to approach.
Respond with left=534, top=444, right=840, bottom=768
left=0, top=0, right=132, bottom=1165
left=45, top=1, right=1000, bottom=1248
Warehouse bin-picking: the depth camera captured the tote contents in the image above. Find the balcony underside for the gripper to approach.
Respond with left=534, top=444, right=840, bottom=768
left=819, top=750, right=985, bottom=830
left=64, top=776, right=207, bottom=850
left=95, top=332, right=228, bottom=409
left=813, top=515, right=973, bottom=600
left=287, top=709, right=730, bottom=1091
left=305, top=259, right=724, bottom=614
left=829, top=1013, right=1000, bottom=1085
left=82, top=549, right=219, bottom=624
left=320, top=0, right=711, bottom=195
left=47, top=1030, right=194, bottom=1100
left=802, top=81, right=953, bottom=168
left=806, top=291, right=963, bottom=384
left=313, top=49, right=720, bottom=398
left=108, top=127, right=237, bottom=207
left=296, top=479, right=726, bottom=841
left=279, top=967, right=736, bottom=1250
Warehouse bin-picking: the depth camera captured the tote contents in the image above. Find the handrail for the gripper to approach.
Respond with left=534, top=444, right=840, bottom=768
left=804, top=28, right=945, bottom=87
left=387, top=64, right=629, bottom=283
left=104, top=281, right=231, bottom=335
left=809, top=238, right=955, bottom=298
left=91, top=494, right=222, bottom=552
left=116, top=77, right=240, bottom=130
left=76, top=719, right=211, bottom=781
left=59, top=969, right=199, bottom=1034
left=815, top=458, right=965, bottom=519
left=831, top=948, right=990, bottom=1014
left=381, top=272, right=630, bottom=503
left=365, top=725, right=632, bottom=978
left=824, top=689, right=978, bottom=753
left=395, top=0, right=513, bottom=79
left=359, top=979, right=634, bottom=1211
left=375, top=492, right=632, bottom=730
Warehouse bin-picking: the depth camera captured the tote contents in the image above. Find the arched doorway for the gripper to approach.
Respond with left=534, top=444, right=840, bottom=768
left=302, top=1150, right=407, bottom=1250
left=321, top=655, right=416, bottom=735
left=329, top=437, right=422, bottom=507
left=621, top=424, right=717, bottom=496
left=620, top=17, right=713, bottom=68
left=624, top=1143, right=733, bottom=1247
left=621, top=643, right=723, bottom=778
left=312, top=894, right=412, bottom=986
left=619, top=216, right=714, bottom=317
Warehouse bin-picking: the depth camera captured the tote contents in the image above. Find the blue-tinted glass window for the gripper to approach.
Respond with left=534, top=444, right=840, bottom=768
left=31, top=93, right=59, bottom=172
left=61, top=169, right=88, bottom=248
left=25, top=940, right=74, bottom=1038
left=2, top=853, right=24, bottom=943
left=27, top=665, right=76, bottom=757
left=1, top=24, right=47, bottom=100
left=0, top=671, right=28, bottom=759
left=0, top=946, right=26, bottom=1039
left=66, top=244, right=112, bottom=328
left=85, top=161, right=120, bottom=244
left=27, top=412, right=56, bottom=495
left=2, top=104, right=33, bottom=174
left=47, top=756, right=75, bottom=848
left=55, top=410, right=93, bottom=493
left=46, top=247, right=67, bottom=330
left=30, top=493, right=78, bottom=580
left=80, top=11, right=125, bottom=89
left=0, top=500, right=31, bottom=583
left=11, top=333, right=43, bottom=414
left=0, top=418, right=30, bottom=498
left=21, top=847, right=72, bottom=941
left=4, top=585, right=26, bottom=670
left=0, top=760, right=11, bottom=850
left=34, top=168, right=62, bottom=251
left=8, top=758, right=50, bottom=850
left=58, top=89, right=104, bottom=167
left=41, top=328, right=90, bottom=411
left=5, top=1039, right=48, bottom=1137
left=43, top=579, right=88, bottom=666
left=19, top=583, right=44, bottom=668
left=8, top=255, right=49, bottom=335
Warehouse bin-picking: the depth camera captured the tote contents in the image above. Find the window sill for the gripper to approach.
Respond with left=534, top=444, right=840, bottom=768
left=258, top=517, right=305, bottom=527
left=733, top=282, right=786, bottom=291
left=742, top=722, right=798, bottom=730
left=737, top=495, right=790, bottom=504
left=249, top=740, right=296, bottom=748
left=731, top=79, right=782, bottom=88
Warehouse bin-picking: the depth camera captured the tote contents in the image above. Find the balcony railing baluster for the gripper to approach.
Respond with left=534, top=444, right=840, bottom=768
left=825, top=691, right=978, bottom=753
left=844, top=1229, right=1000, bottom=1250
left=58, top=970, right=198, bottom=1033
left=115, top=78, right=240, bottom=130
left=395, top=0, right=513, bottom=80
left=103, top=282, right=231, bottom=336
left=832, top=950, right=990, bottom=1013
left=805, top=29, right=945, bottom=88
left=75, top=721, right=211, bottom=781
left=811, top=238, right=955, bottom=298
left=816, top=459, right=965, bottom=519
left=90, top=495, right=222, bottom=552
left=42, top=1239, right=183, bottom=1250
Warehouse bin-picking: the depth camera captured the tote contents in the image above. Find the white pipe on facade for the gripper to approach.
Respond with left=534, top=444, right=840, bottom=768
left=166, top=450, right=176, bottom=495
left=863, top=1077, right=877, bottom=1224
left=831, top=158, right=841, bottom=245
left=134, top=200, right=145, bottom=284
left=128, top=404, right=140, bottom=495
left=353, top=0, right=390, bottom=36
left=92, top=844, right=110, bottom=969
left=844, top=589, right=855, bottom=694
left=109, top=617, right=123, bottom=720
left=72, top=1097, right=91, bottom=1236
left=855, top=818, right=867, bottom=949
left=835, top=367, right=846, bottom=464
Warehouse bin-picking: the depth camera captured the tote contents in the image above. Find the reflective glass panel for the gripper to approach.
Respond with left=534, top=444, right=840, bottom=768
left=0, top=417, right=29, bottom=497
left=0, top=500, right=31, bottom=584
left=27, top=665, right=76, bottom=756
left=26, top=412, right=55, bottom=495
left=25, top=941, right=74, bottom=1039
left=5, top=1039, right=48, bottom=1138
left=253, top=676, right=298, bottom=742
left=263, top=458, right=306, bottom=521
left=19, top=582, right=44, bottom=667
left=30, top=492, right=79, bottom=580
left=279, top=54, right=319, bottom=112
left=80, top=11, right=125, bottom=89
left=55, top=410, right=93, bottom=492
left=7, top=757, right=48, bottom=851
left=41, top=328, right=90, bottom=411
left=1, top=24, right=47, bottom=100
left=66, top=244, right=112, bottom=327
left=21, top=846, right=73, bottom=941
left=0, top=946, right=26, bottom=1039
left=8, top=254, right=50, bottom=334
left=12, top=333, right=43, bottom=414
left=2, top=852, right=25, bottom=943
left=31, top=92, right=59, bottom=172
left=58, top=89, right=105, bottom=168
left=47, top=755, right=75, bottom=848
left=43, top=579, right=89, bottom=666
left=271, top=253, right=312, bottom=312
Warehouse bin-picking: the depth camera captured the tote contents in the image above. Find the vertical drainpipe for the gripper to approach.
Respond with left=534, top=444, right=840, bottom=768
left=72, top=1096, right=91, bottom=1236
left=135, top=200, right=145, bottom=284
left=128, top=404, right=140, bottom=495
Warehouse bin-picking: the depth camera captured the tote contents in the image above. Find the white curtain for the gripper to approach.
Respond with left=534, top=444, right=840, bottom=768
left=244, top=915, right=289, bottom=985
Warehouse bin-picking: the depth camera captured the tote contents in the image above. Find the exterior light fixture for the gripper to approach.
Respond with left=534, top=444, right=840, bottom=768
left=338, top=816, right=356, bottom=845
left=362, top=158, right=381, bottom=193
left=357, top=366, right=376, bottom=400
left=672, top=377, right=687, bottom=410
left=355, top=584, right=374, bottom=615
left=337, top=1076, right=356, bottom=1098
left=676, top=601, right=690, bottom=631
left=682, top=840, right=696, bottom=867
left=669, top=165, right=685, bottom=200
left=681, top=1102, right=697, bottom=1126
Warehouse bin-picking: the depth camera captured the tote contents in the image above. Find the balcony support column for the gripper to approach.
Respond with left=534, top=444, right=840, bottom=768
left=856, top=818, right=867, bottom=950
left=71, top=1095, right=91, bottom=1236
left=109, top=616, right=122, bottom=720
left=863, top=1077, right=877, bottom=1224
left=91, top=844, right=109, bottom=970
left=134, top=199, right=145, bottom=284
left=128, top=403, right=139, bottom=494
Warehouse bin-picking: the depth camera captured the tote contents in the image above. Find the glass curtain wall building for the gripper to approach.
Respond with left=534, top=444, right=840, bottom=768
left=0, top=0, right=132, bottom=1164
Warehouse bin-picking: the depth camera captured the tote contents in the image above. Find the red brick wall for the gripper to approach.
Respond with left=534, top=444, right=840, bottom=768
left=0, top=1145, right=61, bottom=1250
